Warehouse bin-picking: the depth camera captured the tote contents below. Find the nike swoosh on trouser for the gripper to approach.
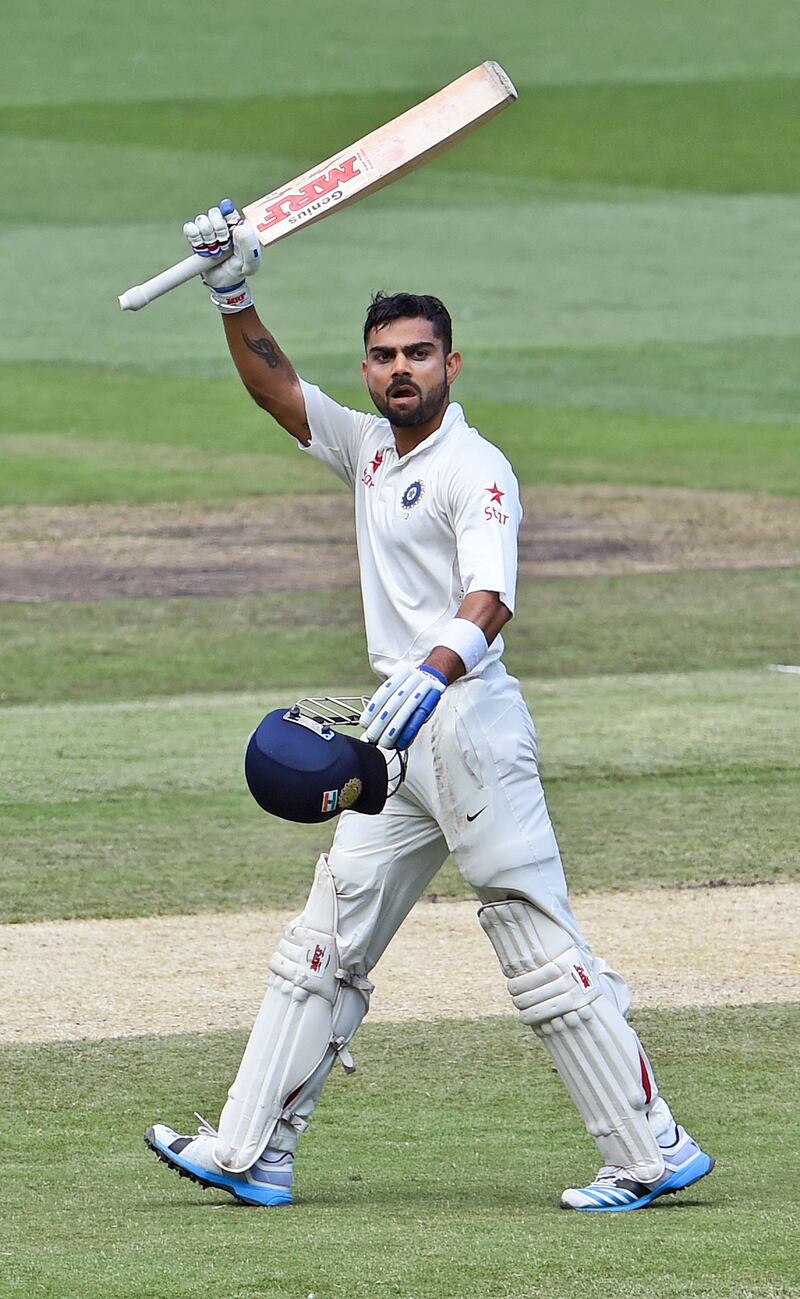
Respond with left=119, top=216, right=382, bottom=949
left=466, top=808, right=486, bottom=822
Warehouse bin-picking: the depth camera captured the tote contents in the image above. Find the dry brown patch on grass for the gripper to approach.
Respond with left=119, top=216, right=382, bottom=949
left=520, top=484, right=800, bottom=577
left=2, top=882, right=796, bottom=1044
left=0, top=496, right=357, bottom=602
left=1, top=486, right=798, bottom=602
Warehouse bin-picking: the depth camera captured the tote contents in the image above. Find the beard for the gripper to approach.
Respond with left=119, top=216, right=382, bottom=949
left=369, top=375, right=450, bottom=427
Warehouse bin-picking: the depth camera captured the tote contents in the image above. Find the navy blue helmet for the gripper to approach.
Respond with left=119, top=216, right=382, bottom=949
left=245, top=700, right=405, bottom=824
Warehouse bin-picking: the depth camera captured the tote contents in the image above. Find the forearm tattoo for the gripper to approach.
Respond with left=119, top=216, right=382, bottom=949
left=242, top=331, right=282, bottom=369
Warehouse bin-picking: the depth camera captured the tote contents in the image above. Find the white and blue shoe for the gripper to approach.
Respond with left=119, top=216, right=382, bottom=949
left=145, top=1116, right=293, bottom=1207
left=561, top=1125, right=715, bottom=1212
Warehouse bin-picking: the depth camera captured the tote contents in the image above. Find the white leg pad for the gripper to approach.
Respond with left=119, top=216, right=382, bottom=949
left=214, top=856, right=371, bottom=1173
left=479, top=899, right=663, bottom=1181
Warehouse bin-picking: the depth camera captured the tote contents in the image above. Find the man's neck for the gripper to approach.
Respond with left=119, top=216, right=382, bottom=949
left=391, top=401, right=450, bottom=458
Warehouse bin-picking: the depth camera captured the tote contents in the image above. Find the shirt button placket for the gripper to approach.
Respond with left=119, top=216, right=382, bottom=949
left=378, top=457, right=395, bottom=508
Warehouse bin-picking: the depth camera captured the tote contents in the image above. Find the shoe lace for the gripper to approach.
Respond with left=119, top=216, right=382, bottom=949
left=194, top=1111, right=218, bottom=1138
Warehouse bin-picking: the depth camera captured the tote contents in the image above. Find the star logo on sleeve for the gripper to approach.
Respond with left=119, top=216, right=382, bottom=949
left=483, top=481, right=510, bottom=525
left=362, top=449, right=384, bottom=489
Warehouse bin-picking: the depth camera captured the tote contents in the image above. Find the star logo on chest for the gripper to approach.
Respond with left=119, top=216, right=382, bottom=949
left=370, top=450, right=384, bottom=474
left=486, top=482, right=504, bottom=505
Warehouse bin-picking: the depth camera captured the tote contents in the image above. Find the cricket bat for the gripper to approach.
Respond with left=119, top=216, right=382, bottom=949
left=118, top=61, right=517, bottom=311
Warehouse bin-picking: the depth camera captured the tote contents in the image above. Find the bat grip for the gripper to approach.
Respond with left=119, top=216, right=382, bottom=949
left=118, top=248, right=233, bottom=311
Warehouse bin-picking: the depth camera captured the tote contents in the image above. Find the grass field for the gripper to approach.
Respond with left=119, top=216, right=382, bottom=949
left=2, top=2, right=799, bottom=1297
left=2, top=667, right=798, bottom=922
left=3, top=1009, right=799, bottom=1299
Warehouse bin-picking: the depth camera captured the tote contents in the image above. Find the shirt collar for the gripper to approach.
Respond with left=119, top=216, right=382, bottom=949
left=380, top=402, right=466, bottom=461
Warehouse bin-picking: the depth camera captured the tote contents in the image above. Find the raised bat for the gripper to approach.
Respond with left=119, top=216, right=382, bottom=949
left=118, top=61, right=517, bottom=311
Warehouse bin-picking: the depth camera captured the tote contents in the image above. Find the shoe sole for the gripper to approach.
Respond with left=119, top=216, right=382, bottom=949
left=563, top=1151, right=716, bottom=1213
left=144, top=1128, right=292, bottom=1207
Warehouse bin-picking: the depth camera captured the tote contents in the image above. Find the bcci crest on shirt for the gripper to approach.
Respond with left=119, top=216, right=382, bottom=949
left=400, top=479, right=424, bottom=511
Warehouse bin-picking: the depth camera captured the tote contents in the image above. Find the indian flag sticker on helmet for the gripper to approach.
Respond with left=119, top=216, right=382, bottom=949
left=321, top=788, right=339, bottom=813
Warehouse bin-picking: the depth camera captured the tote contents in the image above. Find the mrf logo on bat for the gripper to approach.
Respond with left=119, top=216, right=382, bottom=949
left=118, top=62, right=517, bottom=311
left=254, top=154, right=370, bottom=233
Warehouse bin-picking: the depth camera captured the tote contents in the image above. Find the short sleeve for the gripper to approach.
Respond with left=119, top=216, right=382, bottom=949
left=298, top=380, right=378, bottom=489
left=448, top=448, right=522, bottom=613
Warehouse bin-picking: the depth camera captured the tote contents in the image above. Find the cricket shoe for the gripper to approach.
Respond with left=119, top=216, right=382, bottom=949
left=560, top=1125, right=715, bottom=1212
left=145, top=1115, right=293, bottom=1206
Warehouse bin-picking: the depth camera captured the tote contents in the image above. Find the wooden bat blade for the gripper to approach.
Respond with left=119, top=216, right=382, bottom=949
left=118, top=62, right=516, bottom=311
left=242, top=61, right=517, bottom=246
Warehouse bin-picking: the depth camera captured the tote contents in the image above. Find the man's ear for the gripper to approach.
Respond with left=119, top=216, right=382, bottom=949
left=446, top=350, right=462, bottom=385
left=361, top=358, right=369, bottom=386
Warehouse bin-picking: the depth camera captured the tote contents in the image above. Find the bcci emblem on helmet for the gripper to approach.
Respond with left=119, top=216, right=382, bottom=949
left=340, top=777, right=363, bottom=808
left=244, top=702, right=404, bottom=824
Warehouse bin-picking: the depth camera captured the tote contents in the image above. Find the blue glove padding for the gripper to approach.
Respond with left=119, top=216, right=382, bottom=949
left=359, top=664, right=448, bottom=750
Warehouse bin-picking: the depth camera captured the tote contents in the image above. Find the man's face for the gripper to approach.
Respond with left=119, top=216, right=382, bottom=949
left=361, top=317, right=461, bottom=428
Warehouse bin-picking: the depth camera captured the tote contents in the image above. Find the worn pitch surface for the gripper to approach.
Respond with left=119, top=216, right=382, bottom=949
left=1, top=883, right=796, bottom=1044
left=2, top=485, right=800, bottom=601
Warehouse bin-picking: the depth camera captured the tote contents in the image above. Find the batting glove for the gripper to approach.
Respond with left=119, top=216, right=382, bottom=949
left=359, top=664, right=448, bottom=750
left=183, top=199, right=261, bottom=313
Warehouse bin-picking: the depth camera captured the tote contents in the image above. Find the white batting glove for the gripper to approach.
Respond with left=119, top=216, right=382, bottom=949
left=183, top=199, right=261, bottom=313
left=360, top=664, right=448, bottom=750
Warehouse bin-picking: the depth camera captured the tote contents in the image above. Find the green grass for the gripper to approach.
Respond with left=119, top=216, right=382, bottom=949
left=3, top=570, right=798, bottom=707
left=6, top=198, right=799, bottom=400
left=461, top=338, right=800, bottom=432
left=0, top=364, right=286, bottom=451
left=5, top=77, right=800, bottom=193
left=4, top=672, right=796, bottom=802
left=2, top=669, right=796, bottom=921
left=1, top=768, right=794, bottom=923
left=2, top=1008, right=798, bottom=1299
left=472, top=390, right=800, bottom=491
left=0, top=590, right=367, bottom=706
left=0, top=435, right=338, bottom=504
left=3, top=365, right=800, bottom=503
left=4, top=14, right=800, bottom=421
left=6, top=0, right=800, bottom=107
left=6, top=75, right=800, bottom=192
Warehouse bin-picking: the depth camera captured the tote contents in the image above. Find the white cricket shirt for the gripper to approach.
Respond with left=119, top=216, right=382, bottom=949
left=299, top=380, right=522, bottom=679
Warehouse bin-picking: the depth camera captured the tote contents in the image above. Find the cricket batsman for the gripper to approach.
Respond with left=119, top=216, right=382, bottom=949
left=146, top=203, right=715, bottom=1212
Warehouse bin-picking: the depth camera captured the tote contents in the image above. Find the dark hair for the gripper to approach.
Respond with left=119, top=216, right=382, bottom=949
left=363, top=291, right=452, bottom=356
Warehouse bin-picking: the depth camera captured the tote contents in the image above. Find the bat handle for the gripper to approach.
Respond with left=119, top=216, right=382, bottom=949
left=118, top=248, right=233, bottom=311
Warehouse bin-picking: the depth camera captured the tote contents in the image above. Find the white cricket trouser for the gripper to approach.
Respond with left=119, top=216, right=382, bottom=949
left=332, top=664, right=626, bottom=982
left=267, top=662, right=656, bottom=1152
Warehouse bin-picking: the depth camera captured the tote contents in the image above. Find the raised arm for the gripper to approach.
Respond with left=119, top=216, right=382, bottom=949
left=185, top=202, right=310, bottom=444
left=221, top=308, right=310, bottom=445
